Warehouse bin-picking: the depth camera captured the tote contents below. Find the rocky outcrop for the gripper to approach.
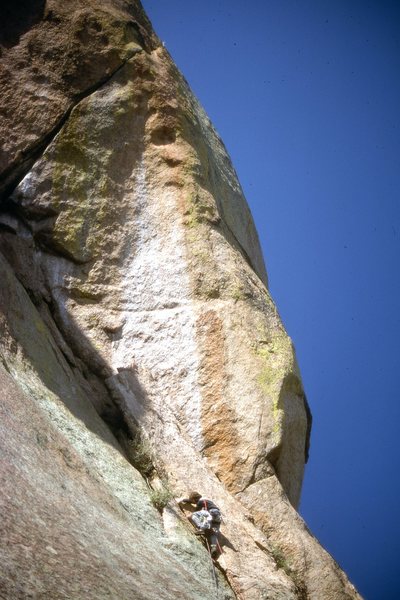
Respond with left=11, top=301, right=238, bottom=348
left=0, top=2, right=360, bottom=599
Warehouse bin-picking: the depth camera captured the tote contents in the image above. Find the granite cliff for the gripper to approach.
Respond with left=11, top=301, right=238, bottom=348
left=0, top=2, right=361, bottom=598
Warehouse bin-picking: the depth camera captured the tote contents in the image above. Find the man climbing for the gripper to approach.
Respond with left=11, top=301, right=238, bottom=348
left=177, top=491, right=222, bottom=558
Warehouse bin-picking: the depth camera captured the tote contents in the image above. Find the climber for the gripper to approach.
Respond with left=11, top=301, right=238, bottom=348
left=177, top=491, right=222, bottom=558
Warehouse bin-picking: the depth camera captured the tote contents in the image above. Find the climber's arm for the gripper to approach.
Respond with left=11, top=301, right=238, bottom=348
left=177, top=497, right=192, bottom=507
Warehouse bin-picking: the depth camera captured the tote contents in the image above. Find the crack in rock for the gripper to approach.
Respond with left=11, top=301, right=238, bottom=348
left=0, top=47, right=143, bottom=204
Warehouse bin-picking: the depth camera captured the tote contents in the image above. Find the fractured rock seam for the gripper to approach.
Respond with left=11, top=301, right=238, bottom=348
left=0, top=47, right=144, bottom=205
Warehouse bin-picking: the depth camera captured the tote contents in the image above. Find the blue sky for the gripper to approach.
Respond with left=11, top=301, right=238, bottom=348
left=142, top=2, right=400, bottom=597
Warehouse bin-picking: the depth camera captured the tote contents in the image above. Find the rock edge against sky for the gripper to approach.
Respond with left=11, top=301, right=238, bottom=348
left=0, top=2, right=361, bottom=598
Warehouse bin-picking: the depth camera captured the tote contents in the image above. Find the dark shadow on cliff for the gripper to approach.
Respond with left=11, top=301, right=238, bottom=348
left=0, top=55, right=156, bottom=460
left=0, top=0, right=46, bottom=48
left=218, top=532, right=238, bottom=553
left=0, top=239, right=150, bottom=467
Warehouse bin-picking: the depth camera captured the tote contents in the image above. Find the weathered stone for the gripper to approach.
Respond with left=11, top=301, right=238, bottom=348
left=0, top=1, right=361, bottom=599
left=7, top=37, right=307, bottom=508
left=0, top=0, right=157, bottom=199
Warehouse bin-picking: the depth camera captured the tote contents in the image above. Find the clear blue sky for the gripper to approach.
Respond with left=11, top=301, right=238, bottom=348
left=142, top=2, right=400, bottom=598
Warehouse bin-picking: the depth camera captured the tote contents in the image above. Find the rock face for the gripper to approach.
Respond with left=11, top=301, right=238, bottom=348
left=0, top=2, right=360, bottom=599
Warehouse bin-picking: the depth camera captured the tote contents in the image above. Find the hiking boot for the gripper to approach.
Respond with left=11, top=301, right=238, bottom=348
left=194, top=529, right=205, bottom=536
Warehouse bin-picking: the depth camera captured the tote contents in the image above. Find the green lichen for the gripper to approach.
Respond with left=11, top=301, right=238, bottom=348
left=49, top=74, right=143, bottom=264
left=231, top=284, right=245, bottom=302
left=257, top=366, right=281, bottom=436
left=49, top=100, right=118, bottom=264
left=34, top=318, right=47, bottom=335
left=185, top=198, right=199, bottom=229
left=183, top=189, right=219, bottom=229
left=254, top=332, right=294, bottom=439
